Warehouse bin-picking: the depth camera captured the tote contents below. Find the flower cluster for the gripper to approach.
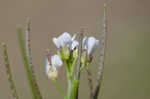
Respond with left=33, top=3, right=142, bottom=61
left=45, top=32, right=99, bottom=80
left=45, top=32, right=79, bottom=80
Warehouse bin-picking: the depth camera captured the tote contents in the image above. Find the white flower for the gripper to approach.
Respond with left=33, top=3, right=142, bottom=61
left=82, top=36, right=99, bottom=55
left=51, top=54, right=63, bottom=68
left=53, top=32, right=77, bottom=49
left=45, top=58, right=51, bottom=73
left=82, top=36, right=88, bottom=50
left=71, top=33, right=76, bottom=41
left=45, top=54, right=63, bottom=79
left=71, top=40, right=79, bottom=50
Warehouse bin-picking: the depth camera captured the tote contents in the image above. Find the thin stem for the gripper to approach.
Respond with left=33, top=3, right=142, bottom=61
left=75, top=28, right=84, bottom=99
left=1, top=43, right=19, bottom=99
left=64, top=60, right=72, bottom=99
left=67, top=78, right=72, bottom=99
left=17, top=26, right=38, bottom=99
left=26, top=17, right=43, bottom=99
left=86, top=68, right=94, bottom=99
left=52, top=80, right=67, bottom=98
left=94, top=3, right=107, bottom=99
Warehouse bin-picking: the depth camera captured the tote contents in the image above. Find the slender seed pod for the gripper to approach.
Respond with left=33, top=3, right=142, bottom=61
left=94, top=3, right=108, bottom=99
left=26, top=17, right=43, bottom=99
left=1, top=43, right=19, bottom=99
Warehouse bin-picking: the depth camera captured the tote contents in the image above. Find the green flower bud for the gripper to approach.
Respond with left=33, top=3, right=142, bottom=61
left=73, top=48, right=78, bottom=59
left=62, top=46, right=70, bottom=60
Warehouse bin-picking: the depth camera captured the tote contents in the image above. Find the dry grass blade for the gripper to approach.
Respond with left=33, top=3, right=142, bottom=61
left=1, top=43, right=19, bottom=99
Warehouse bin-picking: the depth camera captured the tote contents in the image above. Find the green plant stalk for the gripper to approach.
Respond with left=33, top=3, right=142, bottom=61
left=1, top=43, right=19, bottom=99
left=64, top=60, right=72, bottom=99
left=73, top=29, right=83, bottom=99
left=17, top=26, right=38, bottom=99
left=72, top=77, right=79, bottom=99
left=67, top=78, right=72, bottom=99
left=93, top=3, right=107, bottom=99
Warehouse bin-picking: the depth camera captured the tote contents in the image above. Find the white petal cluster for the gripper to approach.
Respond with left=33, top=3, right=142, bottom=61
left=82, top=36, right=99, bottom=55
left=53, top=32, right=79, bottom=50
left=46, top=32, right=99, bottom=78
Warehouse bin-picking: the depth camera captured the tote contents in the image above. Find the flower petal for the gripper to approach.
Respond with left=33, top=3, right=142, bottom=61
left=59, top=32, right=72, bottom=47
left=95, top=40, right=99, bottom=49
left=51, top=54, right=63, bottom=68
left=45, top=58, right=50, bottom=73
left=72, top=34, right=76, bottom=41
left=82, top=36, right=88, bottom=50
left=71, top=40, right=79, bottom=50
left=53, top=38, right=61, bottom=48
left=87, top=37, right=98, bottom=55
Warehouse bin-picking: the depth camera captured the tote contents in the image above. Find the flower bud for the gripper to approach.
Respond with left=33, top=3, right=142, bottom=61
left=47, top=67, right=58, bottom=80
left=62, top=46, right=70, bottom=60
left=87, top=37, right=99, bottom=55
left=80, top=36, right=99, bottom=70
left=73, top=48, right=78, bottom=59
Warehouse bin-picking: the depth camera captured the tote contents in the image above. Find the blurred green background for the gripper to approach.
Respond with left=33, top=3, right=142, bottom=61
left=0, top=0, right=150, bottom=99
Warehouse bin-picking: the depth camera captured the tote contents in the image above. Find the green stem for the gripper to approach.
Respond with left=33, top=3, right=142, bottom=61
left=67, top=78, right=72, bottom=99
left=74, top=29, right=83, bottom=99
left=64, top=60, right=73, bottom=99
left=17, top=26, right=38, bottom=99
left=72, top=76, right=79, bottom=99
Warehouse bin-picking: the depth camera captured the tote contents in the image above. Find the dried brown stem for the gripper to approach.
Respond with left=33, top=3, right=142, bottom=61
left=86, top=68, right=94, bottom=99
